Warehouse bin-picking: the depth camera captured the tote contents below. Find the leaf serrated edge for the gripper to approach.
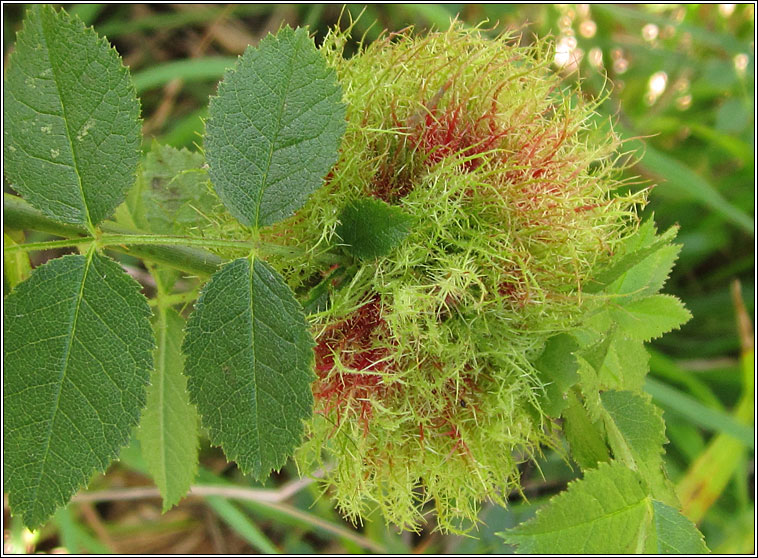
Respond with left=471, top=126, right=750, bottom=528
left=498, top=461, right=650, bottom=551
left=336, top=197, right=416, bottom=259
left=205, top=25, right=344, bottom=229
left=9, top=5, right=142, bottom=229
left=601, top=389, right=669, bottom=461
left=50, top=6, right=143, bottom=227
left=5, top=251, right=154, bottom=528
left=621, top=293, right=692, bottom=342
left=181, top=256, right=313, bottom=480
left=586, top=223, right=680, bottom=294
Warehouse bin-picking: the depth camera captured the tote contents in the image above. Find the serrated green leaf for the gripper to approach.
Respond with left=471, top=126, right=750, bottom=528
left=589, top=222, right=682, bottom=293
left=651, top=500, right=709, bottom=553
left=601, top=390, right=677, bottom=506
left=500, top=461, right=708, bottom=554
left=572, top=304, right=614, bottom=349
left=607, top=243, right=682, bottom=299
left=601, top=390, right=666, bottom=464
left=205, top=26, right=345, bottom=228
left=561, top=390, right=610, bottom=469
left=3, top=5, right=141, bottom=229
left=137, top=307, right=198, bottom=512
left=533, top=333, right=580, bottom=417
left=500, top=462, right=654, bottom=553
left=631, top=218, right=670, bottom=249
left=336, top=198, right=415, bottom=260
left=183, top=256, right=314, bottom=479
left=3, top=252, right=153, bottom=529
left=610, top=295, right=692, bottom=342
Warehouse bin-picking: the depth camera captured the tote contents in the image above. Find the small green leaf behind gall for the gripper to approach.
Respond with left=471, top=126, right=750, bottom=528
left=114, top=141, right=222, bottom=290
left=586, top=219, right=679, bottom=295
left=182, top=256, right=314, bottom=479
left=204, top=26, right=346, bottom=228
left=4, top=232, right=33, bottom=291
left=336, top=197, right=415, bottom=260
left=533, top=333, right=580, bottom=417
left=3, top=252, right=154, bottom=529
left=121, top=142, right=218, bottom=237
left=3, top=5, right=141, bottom=229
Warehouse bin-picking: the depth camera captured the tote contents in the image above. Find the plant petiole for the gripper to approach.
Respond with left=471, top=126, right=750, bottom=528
left=3, top=234, right=254, bottom=254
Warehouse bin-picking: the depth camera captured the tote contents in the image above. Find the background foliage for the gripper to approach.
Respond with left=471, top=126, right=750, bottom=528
left=3, top=3, right=754, bottom=554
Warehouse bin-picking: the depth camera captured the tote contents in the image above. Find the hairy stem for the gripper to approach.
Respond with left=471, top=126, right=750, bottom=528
left=5, top=193, right=349, bottom=274
left=5, top=193, right=224, bottom=276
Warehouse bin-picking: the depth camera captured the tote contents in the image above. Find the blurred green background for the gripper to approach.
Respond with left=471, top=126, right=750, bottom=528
left=3, top=3, right=754, bottom=554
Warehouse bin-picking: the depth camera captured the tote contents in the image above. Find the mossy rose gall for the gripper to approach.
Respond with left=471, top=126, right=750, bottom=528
left=249, top=23, right=648, bottom=532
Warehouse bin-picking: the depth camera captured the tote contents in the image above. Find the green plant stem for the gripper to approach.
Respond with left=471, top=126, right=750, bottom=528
left=4, top=234, right=252, bottom=253
left=104, top=234, right=251, bottom=251
left=4, top=237, right=93, bottom=253
left=5, top=193, right=351, bottom=272
left=4, top=193, right=224, bottom=276
left=148, top=290, right=200, bottom=308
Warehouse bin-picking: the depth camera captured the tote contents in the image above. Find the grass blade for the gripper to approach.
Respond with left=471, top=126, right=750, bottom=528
left=645, top=377, right=754, bottom=448
left=133, top=57, right=237, bottom=93
left=634, top=140, right=753, bottom=234
left=205, top=495, right=279, bottom=554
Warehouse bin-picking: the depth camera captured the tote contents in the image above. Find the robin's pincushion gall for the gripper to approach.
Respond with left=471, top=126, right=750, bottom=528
left=256, top=24, right=647, bottom=532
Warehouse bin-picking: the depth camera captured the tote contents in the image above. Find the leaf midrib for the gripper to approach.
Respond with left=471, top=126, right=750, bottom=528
left=512, top=495, right=650, bottom=540
left=254, top=32, right=299, bottom=229
left=39, top=7, right=95, bottom=233
left=248, top=257, right=262, bottom=473
left=157, top=306, right=169, bottom=497
left=30, top=252, right=93, bottom=515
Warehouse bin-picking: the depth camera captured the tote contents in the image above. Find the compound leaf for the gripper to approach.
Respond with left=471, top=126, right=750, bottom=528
left=183, top=256, right=314, bottom=479
left=205, top=26, right=345, bottom=228
left=336, top=197, right=415, bottom=260
left=137, top=307, right=198, bottom=512
left=3, top=5, right=141, bottom=229
left=3, top=252, right=153, bottom=529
